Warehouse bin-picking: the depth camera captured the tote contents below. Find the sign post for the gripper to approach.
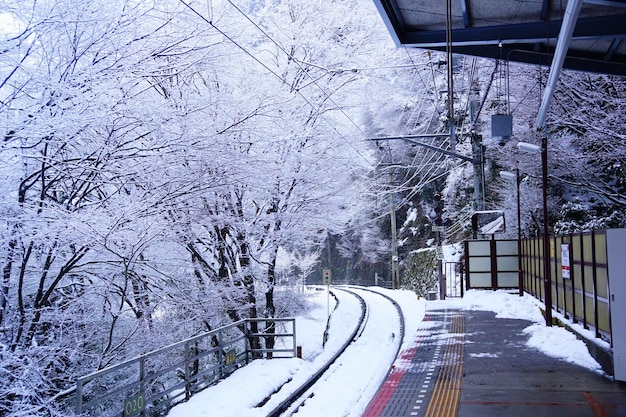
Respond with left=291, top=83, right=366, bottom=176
left=323, top=269, right=332, bottom=318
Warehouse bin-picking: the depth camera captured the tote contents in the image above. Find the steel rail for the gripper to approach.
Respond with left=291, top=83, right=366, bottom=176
left=347, top=286, right=406, bottom=394
left=350, top=286, right=405, bottom=357
left=265, top=287, right=405, bottom=417
left=264, top=288, right=366, bottom=417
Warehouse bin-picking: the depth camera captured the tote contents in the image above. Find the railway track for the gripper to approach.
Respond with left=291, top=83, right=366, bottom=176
left=263, top=287, right=405, bottom=417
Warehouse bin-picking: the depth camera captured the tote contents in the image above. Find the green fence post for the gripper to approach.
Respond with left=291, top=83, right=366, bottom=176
left=184, top=341, right=191, bottom=401
left=140, top=357, right=146, bottom=417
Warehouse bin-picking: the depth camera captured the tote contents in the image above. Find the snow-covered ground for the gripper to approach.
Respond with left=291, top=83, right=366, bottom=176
left=167, top=287, right=604, bottom=417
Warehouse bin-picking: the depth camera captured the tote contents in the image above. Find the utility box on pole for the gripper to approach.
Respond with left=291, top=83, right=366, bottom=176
left=491, top=114, right=513, bottom=145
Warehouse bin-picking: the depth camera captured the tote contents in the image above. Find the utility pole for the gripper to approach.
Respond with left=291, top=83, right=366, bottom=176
left=471, top=131, right=485, bottom=211
left=516, top=167, right=522, bottom=296
left=517, top=139, right=553, bottom=326
left=326, top=230, right=332, bottom=283
left=446, top=0, right=456, bottom=154
left=541, top=135, right=553, bottom=326
left=390, top=169, right=400, bottom=289
left=434, top=193, right=444, bottom=299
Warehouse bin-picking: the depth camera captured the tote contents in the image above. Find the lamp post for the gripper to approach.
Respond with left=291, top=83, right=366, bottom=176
left=499, top=168, right=522, bottom=296
left=517, top=138, right=552, bottom=326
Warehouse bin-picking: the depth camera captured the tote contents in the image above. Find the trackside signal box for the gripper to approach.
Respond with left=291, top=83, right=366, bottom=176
left=322, top=269, right=332, bottom=285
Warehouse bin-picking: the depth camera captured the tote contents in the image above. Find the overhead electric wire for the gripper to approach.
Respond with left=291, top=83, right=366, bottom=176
left=225, top=0, right=461, bottom=195
left=221, top=0, right=469, bottom=203
left=183, top=0, right=480, bottom=238
left=221, top=0, right=377, bottom=158
left=398, top=142, right=447, bottom=194
left=386, top=49, right=484, bottom=226
left=383, top=48, right=455, bottom=196
left=177, top=0, right=374, bottom=167
left=388, top=50, right=431, bottom=139
left=401, top=161, right=466, bottom=206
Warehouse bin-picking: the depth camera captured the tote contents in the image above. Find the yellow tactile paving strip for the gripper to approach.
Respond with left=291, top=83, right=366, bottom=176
left=424, top=313, right=465, bottom=417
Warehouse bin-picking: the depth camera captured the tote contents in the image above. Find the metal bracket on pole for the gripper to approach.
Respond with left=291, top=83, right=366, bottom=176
left=369, top=136, right=475, bottom=163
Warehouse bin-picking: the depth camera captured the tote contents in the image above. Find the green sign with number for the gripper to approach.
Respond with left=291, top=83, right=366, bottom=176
left=124, top=391, right=145, bottom=417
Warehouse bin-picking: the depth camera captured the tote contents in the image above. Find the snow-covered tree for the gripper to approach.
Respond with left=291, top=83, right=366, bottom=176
left=489, top=66, right=626, bottom=237
left=0, top=0, right=404, bottom=413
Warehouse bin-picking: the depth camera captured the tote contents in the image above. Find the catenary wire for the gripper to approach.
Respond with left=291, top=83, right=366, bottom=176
left=178, top=0, right=374, bottom=166
left=221, top=0, right=374, bottom=151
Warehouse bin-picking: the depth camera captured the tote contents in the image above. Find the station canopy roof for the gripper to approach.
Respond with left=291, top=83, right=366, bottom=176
left=372, top=0, right=626, bottom=76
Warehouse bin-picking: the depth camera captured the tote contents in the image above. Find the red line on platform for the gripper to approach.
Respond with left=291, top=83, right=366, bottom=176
left=361, top=314, right=432, bottom=417
left=582, top=391, right=609, bottom=417
left=361, top=370, right=407, bottom=417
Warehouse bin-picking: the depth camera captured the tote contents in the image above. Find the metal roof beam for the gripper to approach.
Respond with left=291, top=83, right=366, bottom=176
left=535, top=0, right=583, bottom=129
left=373, top=0, right=626, bottom=76
left=540, top=0, right=551, bottom=21
left=372, top=0, right=405, bottom=47
left=605, top=38, right=623, bottom=61
left=584, top=0, right=626, bottom=6
left=399, top=14, right=625, bottom=47
left=461, top=0, right=471, bottom=28
left=425, top=43, right=626, bottom=75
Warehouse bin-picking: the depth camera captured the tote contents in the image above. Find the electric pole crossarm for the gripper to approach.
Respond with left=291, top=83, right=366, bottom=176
left=369, top=136, right=475, bottom=163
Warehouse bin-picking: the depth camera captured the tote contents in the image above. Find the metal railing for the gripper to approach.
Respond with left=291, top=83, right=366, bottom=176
left=74, top=318, right=296, bottom=417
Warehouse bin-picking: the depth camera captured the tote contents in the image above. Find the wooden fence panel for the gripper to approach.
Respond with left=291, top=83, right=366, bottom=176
left=520, top=231, right=611, bottom=344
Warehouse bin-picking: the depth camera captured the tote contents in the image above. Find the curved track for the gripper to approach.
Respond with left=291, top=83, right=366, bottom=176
left=349, top=286, right=406, bottom=370
left=264, top=287, right=404, bottom=417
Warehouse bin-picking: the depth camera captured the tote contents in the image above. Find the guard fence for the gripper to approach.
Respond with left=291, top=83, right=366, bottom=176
left=73, top=317, right=296, bottom=417
left=465, top=229, right=623, bottom=348
left=521, top=231, right=613, bottom=343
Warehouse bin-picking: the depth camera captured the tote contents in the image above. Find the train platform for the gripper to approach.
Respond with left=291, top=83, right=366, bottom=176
left=362, top=306, right=626, bottom=417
